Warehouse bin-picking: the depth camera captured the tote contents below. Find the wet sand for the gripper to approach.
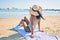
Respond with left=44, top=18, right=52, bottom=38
left=0, top=16, right=60, bottom=40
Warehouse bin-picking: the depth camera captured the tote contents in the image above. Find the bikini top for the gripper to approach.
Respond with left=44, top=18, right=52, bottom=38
left=32, top=8, right=45, bottom=20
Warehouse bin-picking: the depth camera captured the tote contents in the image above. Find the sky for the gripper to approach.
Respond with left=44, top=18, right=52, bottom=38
left=0, top=0, right=60, bottom=9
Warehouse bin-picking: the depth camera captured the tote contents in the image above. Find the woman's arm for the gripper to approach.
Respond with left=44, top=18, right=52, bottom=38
left=38, top=18, right=40, bottom=31
left=31, top=15, right=34, bottom=38
left=38, top=18, right=44, bottom=32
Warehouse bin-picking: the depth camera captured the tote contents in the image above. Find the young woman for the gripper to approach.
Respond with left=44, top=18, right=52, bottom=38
left=18, top=5, right=45, bottom=38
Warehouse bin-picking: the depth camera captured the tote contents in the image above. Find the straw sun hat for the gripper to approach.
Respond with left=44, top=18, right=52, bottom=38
left=29, top=5, right=42, bottom=16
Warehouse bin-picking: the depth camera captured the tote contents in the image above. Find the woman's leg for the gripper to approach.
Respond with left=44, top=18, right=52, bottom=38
left=18, top=16, right=30, bottom=26
left=22, top=21, right=31, bottom=32
left=18, top=20, right=31, bottom=32
left=18, top=19, right=24, bottom=26
left=18, top=17, right=31, bottom=32
left=24, top=17, right=30, bottom=25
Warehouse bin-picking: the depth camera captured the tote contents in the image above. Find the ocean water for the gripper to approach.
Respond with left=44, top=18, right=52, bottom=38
left=0, top=10, right=60, bottom=18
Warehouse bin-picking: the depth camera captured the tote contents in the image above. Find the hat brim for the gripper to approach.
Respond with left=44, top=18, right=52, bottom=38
left=29, top=6, right=42, bottom=16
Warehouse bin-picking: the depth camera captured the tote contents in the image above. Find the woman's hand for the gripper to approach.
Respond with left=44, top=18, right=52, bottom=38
left=29, top=34, right=34, bottom=38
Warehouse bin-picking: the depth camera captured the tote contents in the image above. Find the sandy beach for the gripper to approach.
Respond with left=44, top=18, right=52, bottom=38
left=0, top=16, right=60, bottom=40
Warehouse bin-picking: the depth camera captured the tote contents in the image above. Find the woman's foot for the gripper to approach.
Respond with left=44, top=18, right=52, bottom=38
left=39, top=30, right=44, bottom=32
left=29, top=35, right=34, bottom=38
left=24, top=27, right=31, bottom=32
left=30, top=34, right=34, bottom=38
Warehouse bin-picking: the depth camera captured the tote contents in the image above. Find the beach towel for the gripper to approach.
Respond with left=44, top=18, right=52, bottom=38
left=14, top=26, right=60, bottom=40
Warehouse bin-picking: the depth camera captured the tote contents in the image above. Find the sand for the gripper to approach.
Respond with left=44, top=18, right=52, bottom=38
left=0, top=16, right=60, bottom=40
